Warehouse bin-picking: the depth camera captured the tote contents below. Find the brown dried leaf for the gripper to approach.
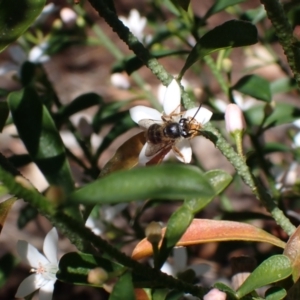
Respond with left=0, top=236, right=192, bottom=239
left=100, top=132, right=146, bottom=177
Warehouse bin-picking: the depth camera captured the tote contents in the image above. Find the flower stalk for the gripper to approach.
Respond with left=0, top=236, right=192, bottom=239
left=260, top=0, right=300, bottom=90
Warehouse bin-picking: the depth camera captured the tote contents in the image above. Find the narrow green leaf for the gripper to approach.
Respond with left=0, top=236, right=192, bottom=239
left=232, top=74, right=272, bottom=102
left=185, top=169, right=232, bottom=213
left=213, top=282, right=236, bottom=299
left=205, top=169, right=232, bottom=195
left=109, top=271, right=135, bottom=300
left=8, top=87, right=74, bottom=194
left=265, top=287, right=287, bottom=300
left=57, top=252, right=125, bottom=286
left=245, top=103, right=300, bottom=129
left=204, top=0, right=246, bottom=20
left=0, top=0, right=46, bottom=52
left=270, top=78, right=296, bottom=94
left=158, top=205, right=194, bottom=268
left=179, top=20, right=257, bottom=77
left=68, top=164, right=215, bottom=204
left=20, top=61, right=36, bottom=86
left=152, top=289, right=169, bottom=300
left=171, top=0, right=190, bottom=11
left=55, top=93, right=103, bottom=126
left=236, top=255, right=292, bottom=298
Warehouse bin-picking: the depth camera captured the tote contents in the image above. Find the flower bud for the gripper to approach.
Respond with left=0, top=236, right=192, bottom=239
left=45, top=185, right=66, bottom=206
left=145, top=221, right=162, bottom=244
left=225, top=104, right=246, bottom=134
left=15, top=176, right=34, bottom=190
left=60, top=7, right=77, bottom=28
left=110, top=72, right=130, bottom=89
left=222, top=58, right=232, bottom=73
left=203, top=288, right=226, bottom=300
left=87, top=267, right=108, bottom=285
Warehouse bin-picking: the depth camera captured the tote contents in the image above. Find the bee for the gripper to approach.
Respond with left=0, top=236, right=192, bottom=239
left=139, top=105, right=203, bottom=162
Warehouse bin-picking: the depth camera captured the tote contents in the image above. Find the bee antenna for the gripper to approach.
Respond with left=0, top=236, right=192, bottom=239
left=189, top=103, right=202, bottom=123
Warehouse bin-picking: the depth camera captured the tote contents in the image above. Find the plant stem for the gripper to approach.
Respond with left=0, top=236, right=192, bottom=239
left=260, top=0, right=300, bottom=91
left=0, top=164, right=205, bottom=298
left=87, top=0, right=173, bottom=86
left=203, top=123, right=296, bottom=236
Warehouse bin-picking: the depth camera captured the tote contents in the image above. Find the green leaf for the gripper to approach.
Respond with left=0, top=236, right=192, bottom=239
left=93, top=102, right=131, bottom=132
left=245, top=103, right=300, bottom=129
left=0, top=0, right=46, bottom=52
left=152, top=289, right=169, bottom=300
left=214, top=282, right=236, bottom=299
left=270, top=78, right=297, bottom=94
left=232, top=75, right=272, bottom=102
left=179, top=20, right=257, bottom=77
left=236, top=255, right=292, bottom=298
left=8, top=87, right=74, bottom=194
left=265, top=287, right=287, bottom=300
left=57, top=252, right=125, bottom=286
left=185, top=169, right=232, bottom=213
left=170, top=0, right=190, bottom=11
left=158, top=205, right=194, bottom=268
left=55, top=93, right=103, bottom=126
left=206, top=169, right=232, bottom=195
left=68, top=164, right=215, bottom=204
left=204, top=0, right=246, bottom=20
left=0, top=102, right=9, bottom=132
left=20, top=61, right=36, bottom=86
left=109, top=271, right=135, bottom=300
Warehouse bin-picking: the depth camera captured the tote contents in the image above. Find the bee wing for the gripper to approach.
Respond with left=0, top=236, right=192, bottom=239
left=145, top=141, right=173, bottom=157
left=138, top=119, right=163, bottom=130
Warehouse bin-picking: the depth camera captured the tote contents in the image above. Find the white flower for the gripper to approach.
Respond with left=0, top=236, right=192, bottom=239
left=28, top=42, right=50, bottom=63
left=86, top=204, right=128, bottom=235
left=160, top=247, right=210, bottom=278
left=119, top=9, right=147, bottom=43
left=214, top=91, right=257, bottom=113
left=0, top=41, right=49, bottom=77
left=16, top=228, right=59, bottom=300
left=129, top=79, right=213, bottom=164
left=157, top=77, right=189, bottom=105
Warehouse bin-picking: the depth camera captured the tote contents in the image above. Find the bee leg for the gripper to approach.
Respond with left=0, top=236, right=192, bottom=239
left=162, top=104, right=182, bottom=121
left=172, top=145, right=186, bottom=163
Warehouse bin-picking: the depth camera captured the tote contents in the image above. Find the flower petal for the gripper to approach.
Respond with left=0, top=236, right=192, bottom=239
left=189, top=263, right=211, bottom=276
left=184, top=106, right=212, bottom=125
left=173, top=139, right=192, bottom=163
left=15, top=274, right=41, bottom=297
left=163, top=79, right=181, bottom=115
left=173, top=247, right=187, bottom=272
left=43, top=228, right=58, bottom=265
left=130, top=106, right=162, bottom=124
left=39, top=280, right=55, bottom=300
left=17, top=241, right=49, bottom=268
